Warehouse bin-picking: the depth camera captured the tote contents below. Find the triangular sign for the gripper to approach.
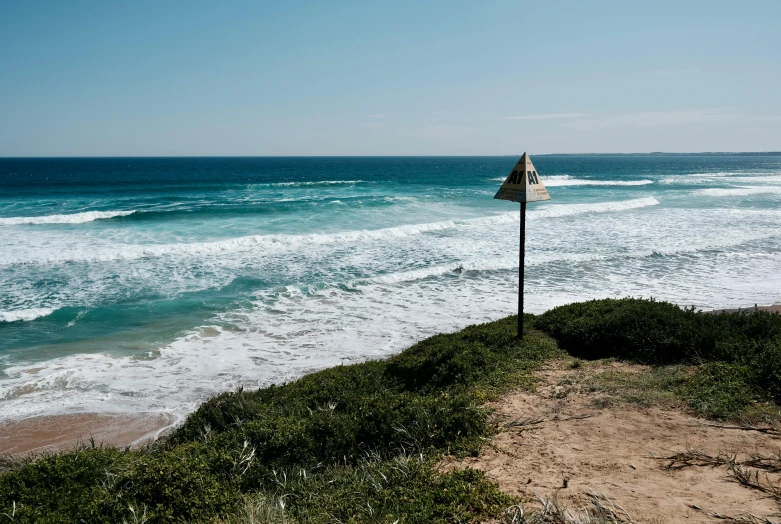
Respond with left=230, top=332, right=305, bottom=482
left=494, top=153, right=550, bottom=203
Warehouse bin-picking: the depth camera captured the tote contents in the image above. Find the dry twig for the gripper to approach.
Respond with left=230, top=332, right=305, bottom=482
left=687, top=504, right=774, bottom=523
left=503, top=414, right=594, bottom=429
left=728, top=463, right=781, bottom=500
left=695, top=421, right=780, bottom=435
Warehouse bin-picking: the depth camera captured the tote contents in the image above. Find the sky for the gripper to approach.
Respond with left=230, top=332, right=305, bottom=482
left=1, top=1, right=780, bottom=156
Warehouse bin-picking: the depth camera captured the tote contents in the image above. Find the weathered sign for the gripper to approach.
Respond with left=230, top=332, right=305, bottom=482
left=494, top=153, right=550, bottom=203
left=493, top=152, right=550, bottom=339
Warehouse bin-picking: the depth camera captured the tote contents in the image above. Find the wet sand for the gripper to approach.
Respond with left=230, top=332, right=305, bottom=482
left=707, top=304, right=781, bottom=314
left=0, top=412, right=175, bottom=456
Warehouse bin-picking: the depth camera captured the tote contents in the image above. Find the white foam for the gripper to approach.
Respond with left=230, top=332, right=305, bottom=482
left=3, top=201, right=781, bottom=419
left=269, top=180, right=364, bottom=187
left=0, top=308, right=55, bottom=323
left=543, top=176, right=653, bottom=187
left=4, top=245, right=780, bottom=420
left=697, top=187, right=781, bottom=197
left=361, top=254, right=611, bottom=286
left=530, top=196, right=659, bottom=218
left=364, top=260, right=516, bottom=285
left=0, top=276, right=524, bottom=419
left=0, top=210, right=135, bottom=225
left=662, top=171, right=774, bottom=180
left=1, top=198, right=660, bottom=266
left=724, top=175, right=781, bottom=184
left=660, top=172, right=781, bottom=185
left=490, top=175, right=653, bottom=187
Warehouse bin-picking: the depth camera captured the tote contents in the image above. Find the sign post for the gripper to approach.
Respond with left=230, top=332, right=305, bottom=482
left=494, top=153, right=550, bottom=339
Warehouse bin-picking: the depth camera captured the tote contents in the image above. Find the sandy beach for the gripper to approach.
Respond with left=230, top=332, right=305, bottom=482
left=708, top=304, right=781, bottom=314
left=0, top=412, right=174, bottom=456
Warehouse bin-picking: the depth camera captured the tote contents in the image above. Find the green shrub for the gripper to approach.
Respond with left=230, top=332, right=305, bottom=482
left=534, top=298, right=711, bottom=363
left=536, top=298, right=781, bottom=417
left=168, top=315, right=559, bottom=469
left=386, top=314, right=557, bottom=394
left=0, top=447, right=131, bottom=523
left=719, top=336, right=781, bottom=403
left=535, top=298, right=781, bottom=365
left=197, top=389, right=488, bottom=488
left=676, top=362, right=761, bottom=419
left=87, top=442, right=242, bottom=523
left=280, top=454, right=514, bottom=523
left=168, top=360, right=396, bottom=445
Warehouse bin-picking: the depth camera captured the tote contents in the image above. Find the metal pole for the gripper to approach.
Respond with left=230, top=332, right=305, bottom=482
left=518, top=202, right=526, bottom=339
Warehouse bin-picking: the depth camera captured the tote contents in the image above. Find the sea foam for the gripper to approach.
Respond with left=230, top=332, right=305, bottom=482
left=696, top=187, right=781, bottom=197
left=0, top=210, right=135, bottom=225
left=266, top=180, right=365, bottom=187
left=0, top=308, right=55, bottom=323
left=542, top=176, right=653, bottom=187
left=1, top=197, right=659, bottom=266
left=490, top=175, right=652, bottom=186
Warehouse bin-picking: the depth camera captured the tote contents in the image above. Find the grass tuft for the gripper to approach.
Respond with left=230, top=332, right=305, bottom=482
left=503, top=491, right=634, bottom=523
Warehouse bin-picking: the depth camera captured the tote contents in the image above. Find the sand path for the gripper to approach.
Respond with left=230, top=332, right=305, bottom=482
left=445, top=361, right=781, bottom=523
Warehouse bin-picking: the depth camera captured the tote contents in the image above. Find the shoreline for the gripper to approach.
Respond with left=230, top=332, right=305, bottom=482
left=705, top=304, right=781, bottom=314
left=0, top=412, right=175, bottom=456
left=2, top=303, right=779, bottom=457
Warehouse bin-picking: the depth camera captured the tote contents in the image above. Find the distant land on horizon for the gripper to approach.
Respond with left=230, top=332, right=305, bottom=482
left=2, top=152, right=781, bottom=160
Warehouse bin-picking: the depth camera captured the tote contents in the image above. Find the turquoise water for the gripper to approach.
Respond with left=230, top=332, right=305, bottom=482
left=1, top=155, right=780, bottom=420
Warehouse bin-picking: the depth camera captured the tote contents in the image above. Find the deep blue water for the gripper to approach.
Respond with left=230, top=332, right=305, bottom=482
left=1, top=155, right=780, bottom=419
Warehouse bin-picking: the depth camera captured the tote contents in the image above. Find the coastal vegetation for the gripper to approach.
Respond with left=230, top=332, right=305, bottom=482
left=1, top=298, right=780, bottom=523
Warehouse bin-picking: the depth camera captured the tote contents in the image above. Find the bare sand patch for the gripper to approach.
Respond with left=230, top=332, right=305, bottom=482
left=444, top=360, right=781, bottom=523
left=707, top=304, right=781, bottom=314
left=0, top=412, right=175, bottom=456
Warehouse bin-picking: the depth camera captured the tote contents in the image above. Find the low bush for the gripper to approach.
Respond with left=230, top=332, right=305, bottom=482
left=254, top=454, right=514, bottom=523
left=386, top=314, right=556, bottom=395
left=536, top=298, right=781, bottom=415
left=676, top=362, right=761, bottom=419
left=534, top=298, right=710, bottom=363
left=0, top=447, right=132, bottom=522
left=534, top=298, right=781, bottom=366
left=719, top=336, right=781, bottom=403
left=88, top=442, right=243, bottom=522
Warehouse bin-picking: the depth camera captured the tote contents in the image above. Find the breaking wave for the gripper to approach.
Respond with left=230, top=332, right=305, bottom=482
left=542, top=175, right=653, bottom=187
left=490, top=175, right=652, bottom=187
left=266, top=180, right=365, bottom=187
left=3, top=198, right=659, bottom=266
left=0, top=210, right=135, bottom=225
left=0, top=308, right=56, bottom=323
left=697, top=187, right=781, bottom=197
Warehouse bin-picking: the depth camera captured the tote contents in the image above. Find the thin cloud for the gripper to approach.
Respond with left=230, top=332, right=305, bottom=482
left=366, top=114, right=387, bottom=119
left=404, top=124, right=482, bottom=142
left=505, top=113, right=590, bottom=121
left=562, top=109, right=746, bottom=131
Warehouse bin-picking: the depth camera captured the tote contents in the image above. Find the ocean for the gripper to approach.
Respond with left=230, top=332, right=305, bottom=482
left=1, top=155, right=780, bottom=422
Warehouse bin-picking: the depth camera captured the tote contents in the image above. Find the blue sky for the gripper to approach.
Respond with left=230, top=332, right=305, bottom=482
left=1, top=1, right=779, bottom=156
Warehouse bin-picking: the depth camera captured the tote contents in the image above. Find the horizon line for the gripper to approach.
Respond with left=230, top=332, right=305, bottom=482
left=2, top=151, right=781, bottom=160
